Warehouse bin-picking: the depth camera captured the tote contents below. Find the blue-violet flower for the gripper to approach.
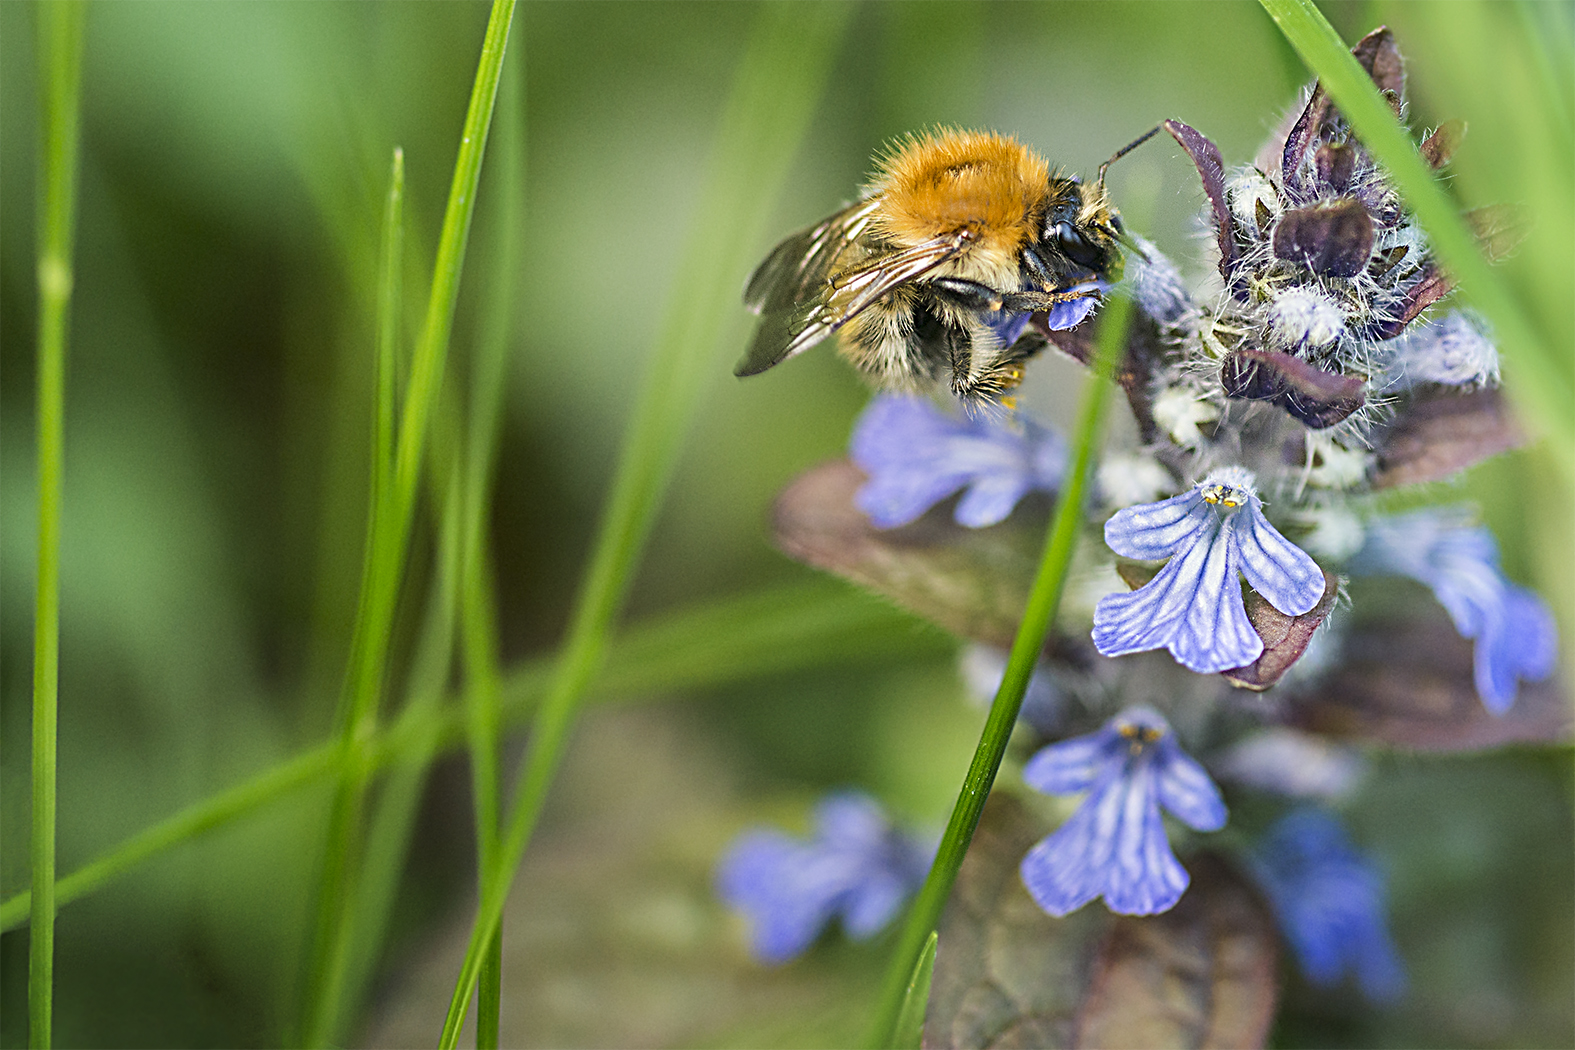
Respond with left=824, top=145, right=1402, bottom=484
left=715, top=791, right=933, bottom=964
left=1251, top=809, right=1406, bottom=1002
left=1093, top=466, right=1326, bottom=673
left=1351, top=507, right=1556, bottom=713
left=850, top=394, right=1065, bottom=529
left=1020, top=707, right=1227, bottom=917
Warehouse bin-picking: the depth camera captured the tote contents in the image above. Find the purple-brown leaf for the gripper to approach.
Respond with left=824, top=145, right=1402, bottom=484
left=1164, top=119, right=1238, bottom=287
left=1314, top=143, right=1356, bottom=194
left=1286, top=616, right=1571, bottom=750
left=1281, top=27, right=1404, bottom=194
left=1351, top=26, right=1405, bottom=105
left=1419, top=118, right=1466, bottom=169
left=1223, top=570, right=1340, bottom=691
left=1220, top=349, right=1366, bottom=429
left=1365, top=263, right=1453, bottom=339
left=1465, top=203, right=1528, bottom=263
left=1373, top=386, right=1524, bottom=488
left=924, top=797, right=1280, bottom=1050
left=1074, top=852, right=1280, bottom=1050
left=1116, top=562, right=1341, bottom=690
left=1037, top=310, right=1176, bottom=451
left=772, top=459, right=1041, bottom=650
left=1272, top=198, right=1375, bottom=278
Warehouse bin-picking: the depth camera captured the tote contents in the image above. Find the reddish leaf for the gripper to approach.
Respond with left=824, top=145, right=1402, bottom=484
left=924, top=797, right=1280, bottom=1050
left=925, top=794, right=1107, bottom=1049
left=1373, top=386, right=1525, bottom=488
left=1287, top=616, right=1571, bottom=750
left=1223, top=570, right=1340, bottom=691
left=1271, top=197, right=1375, bottom=279
left=772, top=459, right=1042, bottom=650
left=1037, top=310, right=1176, bottom=451
left=1115, top=562, right=1341, bottom=691
left=1074, top=853, right=1280, bottom=1050
left=1282, top=27, right=1404, bottom=194
left=1366, top=264, right=1454, bottom=339
left=1465, top=203, right=1528, bottom=263
left=1351, top=26, right=1405, bottom=104
left=1419, top=118, right=1466, bottom=169
left=1164, top=119, right=1238, bottom=287
left=1220, top=349, right=1366, bottom=429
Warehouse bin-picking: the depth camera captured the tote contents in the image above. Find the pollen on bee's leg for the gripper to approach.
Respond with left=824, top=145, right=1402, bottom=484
left=999, top=395, right=1019, bottom=410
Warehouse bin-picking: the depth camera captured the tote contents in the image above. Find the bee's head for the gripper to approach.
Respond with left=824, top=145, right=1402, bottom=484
left=1036, top=181, right=1122, bottom=278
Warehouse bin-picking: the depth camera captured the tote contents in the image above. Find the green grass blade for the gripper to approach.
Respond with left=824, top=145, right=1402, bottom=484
left=868, top=292, right=1134, bottom=1048
left=338, top=472, right=465, bottom=1035
left=461, top=38, right=524, bottom=1048
left=1257, top=0, right=1575, bottom=481
left=375, top=148, right=405, bottom=509
left=0, top=582, right=944, bottom=936
left=2, top=743, right=338, bottom=932
left=888, top=931, right=938, bottom=1050
left=298, top=3, right=516, bottom=1041
left=297, top=143, right=416, bottom=1046
left=434, top=8, right=854, bottom=1041
left=30, top=3, right=85, bottom=1046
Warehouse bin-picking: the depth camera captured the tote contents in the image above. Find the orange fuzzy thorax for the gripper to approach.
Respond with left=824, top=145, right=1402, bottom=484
left=870, top=129, right=1050, bottom=258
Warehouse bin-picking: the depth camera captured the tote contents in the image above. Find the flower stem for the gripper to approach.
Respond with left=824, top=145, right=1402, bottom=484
left=31, top=4, right=85, bottom=1047
left=867, top=292, right=1134, bottom=1048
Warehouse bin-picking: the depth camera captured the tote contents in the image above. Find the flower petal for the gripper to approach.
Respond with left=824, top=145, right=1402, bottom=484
left=1021, top=727, right=1119, bottom=794
left=716, top=832, right=839, bottom=964
left=1252, top=809, right=1406, bottom=1003
left=1043, top=285, right=1102, bottom=330
left=840, top=872, right=908, bottom=939
left=849, top=394, right=1062, bottom=529
left=1152, top=737, right=1228, bottom=831
left=814, top=792, right=891, bottom=851
left=954, top=473, right=1032, bottom=528
left=1233, top=500, right=1326, bottom=616
left=1474, top=585, right=1558, bottom=714
left=1101, top=762, right=1191, bottom=915
left=1103, top=488, right=1211, bottom=560
left=1094, top=522, right=1264, bottom=672
left=1019, top=775, right=1120, bottom=917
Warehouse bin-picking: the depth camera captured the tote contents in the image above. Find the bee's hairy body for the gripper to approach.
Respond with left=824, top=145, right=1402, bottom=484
left=738, top=128, right=1131, bottom=409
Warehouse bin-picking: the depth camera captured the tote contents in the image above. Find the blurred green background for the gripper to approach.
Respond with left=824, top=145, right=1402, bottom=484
left=1, top=2, right=1569, bottom=1046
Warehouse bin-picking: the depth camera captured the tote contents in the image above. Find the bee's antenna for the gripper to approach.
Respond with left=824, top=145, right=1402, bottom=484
left=1097, top=125, right=1162, bottom=189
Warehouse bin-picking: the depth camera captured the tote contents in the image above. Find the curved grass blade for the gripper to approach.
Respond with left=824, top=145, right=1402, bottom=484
left=0, top=582, right=944, bottom=936
left=868, top=292, right=1135, bottom=1049
left=1256, top=0, right=1575, bottom=481
left=31, top=4, right=86, bottom=1046
left=434, top=6, right=854, bottom=1045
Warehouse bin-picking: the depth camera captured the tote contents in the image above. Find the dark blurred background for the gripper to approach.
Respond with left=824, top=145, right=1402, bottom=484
left=1, top=2, right=1569, bottom=1046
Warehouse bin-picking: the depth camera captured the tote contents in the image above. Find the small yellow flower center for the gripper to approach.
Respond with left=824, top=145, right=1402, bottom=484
left=1118, top=723, right=1165, bottom=754
left=1201, top=482, right=1248, bottom=508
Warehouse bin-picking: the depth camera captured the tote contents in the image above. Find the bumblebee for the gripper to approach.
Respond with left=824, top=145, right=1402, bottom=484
left=737, top=127, right=1157, bottom=408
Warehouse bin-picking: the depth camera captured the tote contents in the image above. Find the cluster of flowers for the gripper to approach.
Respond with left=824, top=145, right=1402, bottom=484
left=715, top=28, right=1556, bottom=1003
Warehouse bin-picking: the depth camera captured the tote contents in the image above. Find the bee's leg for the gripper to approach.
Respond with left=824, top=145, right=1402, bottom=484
left=929, top=277, right=1008, bottom=312
left=944, top=318, right=1046, bottom=410
left=997, top=286, right=1100, bottom=313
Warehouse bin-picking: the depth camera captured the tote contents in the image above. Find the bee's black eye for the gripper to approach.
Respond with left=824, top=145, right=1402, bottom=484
left=1052, top=222, right=1104, bottom=269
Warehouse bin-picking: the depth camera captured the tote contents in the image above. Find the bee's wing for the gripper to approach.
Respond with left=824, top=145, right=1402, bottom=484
left=737, top=202, right=964, bottom=377
left=743, top=198, right=881, bottom=316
